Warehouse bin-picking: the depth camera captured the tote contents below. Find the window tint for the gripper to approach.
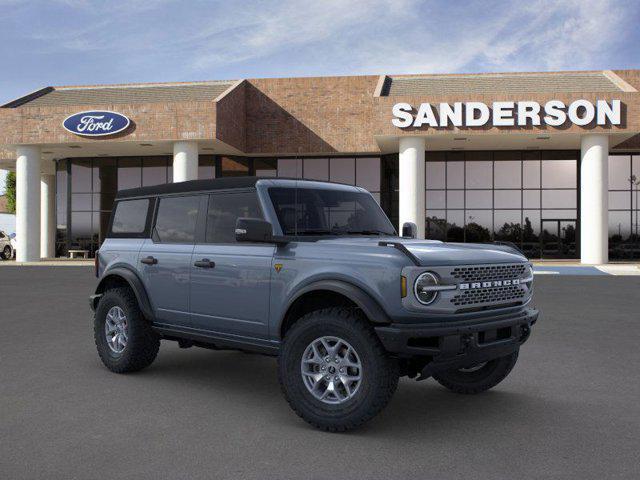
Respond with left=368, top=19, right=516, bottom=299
left=206, top=192, right=262, bottom=243
left=268, top=187, right=395, bottom=236
left=154, top=196, right=200, bottom=243
left=111, top=199, right=149, bottom=234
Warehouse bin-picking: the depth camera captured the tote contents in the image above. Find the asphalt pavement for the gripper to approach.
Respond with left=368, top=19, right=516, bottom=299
left=1, top=267, right=639, bottom=479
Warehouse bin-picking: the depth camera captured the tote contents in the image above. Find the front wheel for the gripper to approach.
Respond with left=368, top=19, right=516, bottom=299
left=278, top=307, right=399, bottom=432
left=432, top=350, right=519, bottom=394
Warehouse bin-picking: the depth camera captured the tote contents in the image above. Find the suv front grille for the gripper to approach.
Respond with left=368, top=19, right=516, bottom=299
left=451, top=264, right=527, bottom=283
left=451, top=284, right=526, bottom=307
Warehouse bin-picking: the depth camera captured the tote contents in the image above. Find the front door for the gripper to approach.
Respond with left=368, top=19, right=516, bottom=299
left=189, top=191, right=274, bottom=339
left=540, top=219, right=577, bottom=259
left=139, top=195, right=203, bottom=326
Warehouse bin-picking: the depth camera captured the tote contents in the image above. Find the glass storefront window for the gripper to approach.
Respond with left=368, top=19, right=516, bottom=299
left=355, top=157, right=380, bottom=192
left=254, top=158, right=277, bottom=177
left=118, top=158, right=142, bottom=190
left=608, top=154, right=640, bottom=259
left=465, top=190, right=492, bottom=208
left=143, top=157, right=169, bottom=186
left=330, top=158, right=355, bottom=184
left=523, top=160, right=541, bottom=188
left=220, top=157, right=249, bottom=177
left=541, top=159, right=576, bottom=188
left=494, top=190, right=521, bottom=209
left=71, top=159, right=92, bottom=192
left=494, top=161, right=521, bottom=188
left=278, top=158, right=302, bottom=178
left=446, top=161, right=464, bottom=189
left=425, top=161, right=445, bottom=189
left=426, top=190, right=446, bottom=209
left=423, top=151, right=580, bottom=257
left=198, top=155, right=215, bottom=179
left=465, top=161, right=492, bottom=189
left=303, top=158, right=329, bottom=181
left=446, top=190, right=464, bottom=209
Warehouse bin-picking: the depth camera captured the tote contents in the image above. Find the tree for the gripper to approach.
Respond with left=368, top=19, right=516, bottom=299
left=5, top=171, right=16, bottom=214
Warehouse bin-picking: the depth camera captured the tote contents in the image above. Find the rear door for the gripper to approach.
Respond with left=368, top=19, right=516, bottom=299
left=139, top=194, right=204, bottom=327
left=189, top=190, right=274, bottom=339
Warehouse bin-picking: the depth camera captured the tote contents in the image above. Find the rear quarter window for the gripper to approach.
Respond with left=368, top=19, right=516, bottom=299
left=110, top=199, right=151, bottom=236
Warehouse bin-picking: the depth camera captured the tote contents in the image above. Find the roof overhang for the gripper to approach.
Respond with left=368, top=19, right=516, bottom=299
left=374, top=131, right=640, bottom=154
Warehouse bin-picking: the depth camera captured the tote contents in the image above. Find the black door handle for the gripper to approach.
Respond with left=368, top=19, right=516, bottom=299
left=141, top=256, right=158, bottom=265
left=194, top=259, right=215, bottom=268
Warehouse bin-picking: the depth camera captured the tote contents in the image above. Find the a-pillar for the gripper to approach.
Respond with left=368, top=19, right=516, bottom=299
left=173, top=141, right=198, bottom=182
left=580, top=134, right=609, bottom=264
left=398, top=137, right=426, bottom=238
left=40, top=161, right=56, bottom=259
left=16, top=146, right=41, bottom=262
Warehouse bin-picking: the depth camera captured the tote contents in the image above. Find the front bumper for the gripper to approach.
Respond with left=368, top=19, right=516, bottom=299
left=375, top=307, right=538, bottom=376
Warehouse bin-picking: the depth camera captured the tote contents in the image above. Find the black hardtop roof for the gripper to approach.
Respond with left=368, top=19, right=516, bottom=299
left=114, top=176, right=352, bottom=199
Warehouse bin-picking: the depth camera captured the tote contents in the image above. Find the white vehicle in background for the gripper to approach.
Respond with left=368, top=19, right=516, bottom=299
left=0, top=230, right=13, bottom=260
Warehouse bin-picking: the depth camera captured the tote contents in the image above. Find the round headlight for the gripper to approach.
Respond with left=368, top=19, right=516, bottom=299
left=414, top=272, right=439, bottom=305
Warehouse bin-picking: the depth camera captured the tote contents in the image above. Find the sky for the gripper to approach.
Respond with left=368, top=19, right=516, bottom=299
left=1, top=0, right=639, bottom=192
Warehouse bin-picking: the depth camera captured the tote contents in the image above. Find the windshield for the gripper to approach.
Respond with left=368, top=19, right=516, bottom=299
left=268, top=187, right=396, bottom=236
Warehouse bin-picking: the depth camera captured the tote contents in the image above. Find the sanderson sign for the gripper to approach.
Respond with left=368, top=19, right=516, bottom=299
left=63, top=110, right=131, bottom=137
left=391, top=99, right=622, bottom=128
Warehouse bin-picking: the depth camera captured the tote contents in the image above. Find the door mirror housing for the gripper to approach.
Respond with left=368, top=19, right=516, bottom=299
left=402, top=222, right=417, bottom=239
left=235, top=218, right=273, bottom=243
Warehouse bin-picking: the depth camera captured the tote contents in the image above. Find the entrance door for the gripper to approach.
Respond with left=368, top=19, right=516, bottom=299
left=540, top=219, right=577, bottom=259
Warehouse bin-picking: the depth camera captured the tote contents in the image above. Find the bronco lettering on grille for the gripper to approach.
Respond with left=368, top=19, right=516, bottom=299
left=459, top=279, right=521, bottom=290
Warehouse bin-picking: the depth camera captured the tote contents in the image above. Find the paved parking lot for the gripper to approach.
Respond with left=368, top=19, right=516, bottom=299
left=1, top=267, right=639, bottom=479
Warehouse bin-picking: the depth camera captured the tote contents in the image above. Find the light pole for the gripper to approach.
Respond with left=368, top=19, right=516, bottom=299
left=630, top=175, right=640, bottom=240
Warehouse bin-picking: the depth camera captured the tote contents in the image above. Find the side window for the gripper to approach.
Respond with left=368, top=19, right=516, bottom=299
left=154, top=196, right=200, bottom=244
left=0, top=232, right=5, bottom=239
left=205, top=192, right=262, bottom=243
left=111, top=199, right=150, bottom=234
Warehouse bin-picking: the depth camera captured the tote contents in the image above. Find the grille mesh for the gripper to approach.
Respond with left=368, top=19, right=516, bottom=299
left=451, top=264, right=527, bottom=282
left=451, top=285, right=525, bottom=307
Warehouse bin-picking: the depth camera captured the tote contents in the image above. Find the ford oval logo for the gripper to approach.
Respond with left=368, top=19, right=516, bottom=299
left=62, top=110, right=130, bottom=137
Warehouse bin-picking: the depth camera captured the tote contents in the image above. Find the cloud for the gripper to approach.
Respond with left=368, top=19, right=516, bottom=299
left=0, top=0, right=637, bottom=106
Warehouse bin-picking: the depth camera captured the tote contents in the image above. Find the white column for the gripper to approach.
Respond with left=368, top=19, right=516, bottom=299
left=16, top=146, right=41, bottom=262
left=40, top=171, right=56, bottom=259
left=173, top=141, right=198, bottom=182
left=580, top=134, right=609, bottom=264
left=398, top=137, right=426, bottom=239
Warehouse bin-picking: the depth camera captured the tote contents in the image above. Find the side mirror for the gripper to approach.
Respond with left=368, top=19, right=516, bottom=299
left=402, top=222, right=417, bottom=239
left=235, top=218, right=273, bottom=243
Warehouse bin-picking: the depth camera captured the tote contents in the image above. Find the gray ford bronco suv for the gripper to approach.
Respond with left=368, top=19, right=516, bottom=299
left=91, top=177, right=538, bottom=431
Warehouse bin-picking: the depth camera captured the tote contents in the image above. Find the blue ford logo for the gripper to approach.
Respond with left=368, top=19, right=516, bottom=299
left=63, top=110, right=130, bottom=137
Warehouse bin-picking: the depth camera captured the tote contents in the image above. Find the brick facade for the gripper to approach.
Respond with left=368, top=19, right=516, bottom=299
left=0, top=69, right=638, bottom=158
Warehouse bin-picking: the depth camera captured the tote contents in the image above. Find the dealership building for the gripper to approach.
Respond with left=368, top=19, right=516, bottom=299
left=1, top=69, right=639, bottom=263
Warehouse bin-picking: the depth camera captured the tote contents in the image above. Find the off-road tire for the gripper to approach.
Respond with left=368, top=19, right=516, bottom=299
left=1, top=245, right=11, bottom=260
left=278, top=307, right=399, bottom=432
left=433, top=350, right=519, bottom=394
left=94, top=287, right=160, bottom=373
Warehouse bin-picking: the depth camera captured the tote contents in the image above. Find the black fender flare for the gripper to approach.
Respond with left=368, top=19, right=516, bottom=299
left=93, top=267, right=155, bottom=322
left=281, top=279, right=391, bottom=332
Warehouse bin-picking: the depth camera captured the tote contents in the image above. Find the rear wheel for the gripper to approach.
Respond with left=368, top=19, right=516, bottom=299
left=432, top=350, right=519, bottom=394
left=94, top=287, right=160, bottom=373
left=278, top=307, right=399, bottom=432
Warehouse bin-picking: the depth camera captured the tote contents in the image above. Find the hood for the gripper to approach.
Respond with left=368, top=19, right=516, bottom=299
left=314, top=237, right=527, bottom=266
left=398, top=239, right=526, bottom=266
